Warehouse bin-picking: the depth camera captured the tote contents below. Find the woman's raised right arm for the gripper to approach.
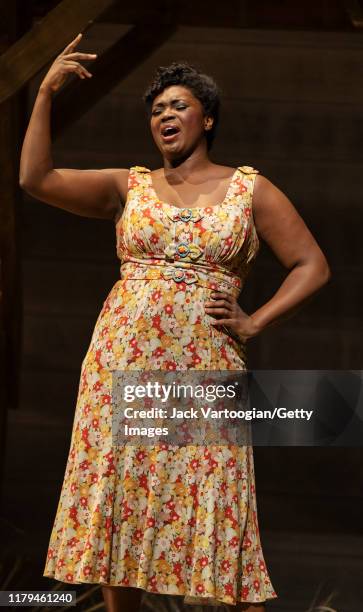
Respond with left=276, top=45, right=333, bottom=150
left=19, top=34, right=128, bottom=221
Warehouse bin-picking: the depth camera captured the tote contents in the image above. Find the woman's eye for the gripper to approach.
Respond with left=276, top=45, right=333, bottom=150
left=151, top=106, right=186, bottom=116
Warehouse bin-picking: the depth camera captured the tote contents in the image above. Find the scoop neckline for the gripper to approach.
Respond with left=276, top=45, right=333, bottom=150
left=145, top=167, right=240, bottom=212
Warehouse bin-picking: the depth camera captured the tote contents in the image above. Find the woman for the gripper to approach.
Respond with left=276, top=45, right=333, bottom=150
left=20, top=33, right=331, bottom=611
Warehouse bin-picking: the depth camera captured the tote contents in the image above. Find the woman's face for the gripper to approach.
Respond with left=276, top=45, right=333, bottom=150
left=149, top=85, right=212, bottom=159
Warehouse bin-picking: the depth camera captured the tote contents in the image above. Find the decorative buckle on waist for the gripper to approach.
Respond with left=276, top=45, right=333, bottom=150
left=162, top=266, right=198, bottom=284
left=164, top=241, right=203, bottom=261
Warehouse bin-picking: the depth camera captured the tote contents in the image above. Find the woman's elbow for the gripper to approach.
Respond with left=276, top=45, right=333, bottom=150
left=300, top=253, right=332, bottom=291
left=19, top=173, right=41, bottom=196
left=325, top=264, right=332, bottom=283
left=19, top=172, right=32, bottom=192
left=19, top=176, right=29, bottom=193
left=316, top=255, right=332, bottom=288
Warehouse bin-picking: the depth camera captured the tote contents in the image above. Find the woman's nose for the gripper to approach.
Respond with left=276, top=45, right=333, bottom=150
left=161, top=110, right=176, bottom=121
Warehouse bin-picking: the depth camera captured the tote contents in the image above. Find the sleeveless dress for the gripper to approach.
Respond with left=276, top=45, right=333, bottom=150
left=43, top=165, right=278, bottom=606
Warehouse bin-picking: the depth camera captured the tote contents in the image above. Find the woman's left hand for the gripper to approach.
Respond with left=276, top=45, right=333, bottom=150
left=205, top=290, right=260, bottom=342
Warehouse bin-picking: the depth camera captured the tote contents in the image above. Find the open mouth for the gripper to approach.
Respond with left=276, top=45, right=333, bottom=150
left=161, top=125, right=180, bottom=142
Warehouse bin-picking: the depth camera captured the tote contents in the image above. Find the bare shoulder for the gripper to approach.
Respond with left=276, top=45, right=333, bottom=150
left=252, top=173, right=295, bottom=216
left=253, top=173, right=273, bottom=202
left=252, top=173, right=308, bottom=245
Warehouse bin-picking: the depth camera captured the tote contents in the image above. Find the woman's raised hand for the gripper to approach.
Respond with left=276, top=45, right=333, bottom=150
left=205, top=291, right=261, bottom=342
left=39, top=33, right=97, bottom=94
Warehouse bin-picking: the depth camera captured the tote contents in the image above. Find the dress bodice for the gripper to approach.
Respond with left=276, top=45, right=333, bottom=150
left=115, top=165, right=260, bottom=296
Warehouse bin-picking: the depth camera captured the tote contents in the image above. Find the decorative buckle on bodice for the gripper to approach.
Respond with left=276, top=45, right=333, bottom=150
left=165, top=208, right=204, bottom=223
left=162, top=266, right=198, bottom=284
left=164, top=241, right=203, bottom=261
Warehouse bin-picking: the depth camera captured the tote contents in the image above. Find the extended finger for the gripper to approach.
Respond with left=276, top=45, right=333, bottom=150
left=62, top=62, right=91, bottom=79
left=62, top=33, right=82, bottom=55
left=63, top=60, right=92, bottom=77
left=63, top=52, right=97, bottom=61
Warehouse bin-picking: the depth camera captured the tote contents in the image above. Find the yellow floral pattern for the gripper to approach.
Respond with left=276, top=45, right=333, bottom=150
left=43, top=165, right=278, bottom=606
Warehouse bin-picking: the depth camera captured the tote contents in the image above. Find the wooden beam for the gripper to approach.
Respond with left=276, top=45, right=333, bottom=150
left=52, top=16, right=178, bottom=137
left=344, top=0, right=363, bottom=27
left=0, top=0, right=116, bottom=104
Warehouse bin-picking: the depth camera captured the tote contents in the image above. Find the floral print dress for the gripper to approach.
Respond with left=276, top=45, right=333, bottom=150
left=43, top=165, right=278, bottom=606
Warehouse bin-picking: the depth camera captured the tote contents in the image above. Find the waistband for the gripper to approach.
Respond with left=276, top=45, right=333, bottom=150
left=119, top=261, right=243, bottom=297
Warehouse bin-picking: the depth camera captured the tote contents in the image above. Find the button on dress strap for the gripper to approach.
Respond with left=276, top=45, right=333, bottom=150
left=131, top=166, right=151, bottom=173
left=237, top=165, right=259, bottom=175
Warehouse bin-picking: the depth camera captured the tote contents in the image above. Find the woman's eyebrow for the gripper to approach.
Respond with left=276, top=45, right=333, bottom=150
left=152, top=98, right=186, bottom=108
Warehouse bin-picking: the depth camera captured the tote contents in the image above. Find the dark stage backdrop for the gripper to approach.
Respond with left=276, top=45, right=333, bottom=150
left=3, top=23, right=363, bottom=612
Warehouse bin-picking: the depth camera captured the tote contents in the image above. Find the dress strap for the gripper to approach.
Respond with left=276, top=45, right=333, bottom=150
left=128, top=166, right=151, bottom=191
left=236, top=165, right=259, bottom=199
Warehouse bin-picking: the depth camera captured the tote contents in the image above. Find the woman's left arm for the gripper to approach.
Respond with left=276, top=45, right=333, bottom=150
left=247, top=174, right=332, bottom=335
left=204, top=174, right=331, bottom=340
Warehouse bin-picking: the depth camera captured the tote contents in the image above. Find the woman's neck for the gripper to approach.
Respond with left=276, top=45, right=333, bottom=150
left=162, top=149, right=213, bottom=177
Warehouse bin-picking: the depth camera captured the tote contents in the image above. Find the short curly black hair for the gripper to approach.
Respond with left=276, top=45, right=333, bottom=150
left=142, top=61, right=221, bottom=151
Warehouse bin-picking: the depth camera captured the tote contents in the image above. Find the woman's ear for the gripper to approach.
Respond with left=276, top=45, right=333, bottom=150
left=204, top=116, right=214, bottom=131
